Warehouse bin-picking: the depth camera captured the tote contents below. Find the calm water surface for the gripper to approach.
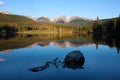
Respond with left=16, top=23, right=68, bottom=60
left=0, top=34, right=120, bottom=80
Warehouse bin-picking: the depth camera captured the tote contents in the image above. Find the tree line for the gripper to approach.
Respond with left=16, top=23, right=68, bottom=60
left=93, top=16, right=120, bottom=53
left=0, top=22, right=92, bottom=35
left=0, top=13, right=93, bottom=35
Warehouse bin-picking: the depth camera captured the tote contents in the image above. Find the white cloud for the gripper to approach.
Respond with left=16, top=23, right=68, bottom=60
left=0, top=1, right=4, bottom=5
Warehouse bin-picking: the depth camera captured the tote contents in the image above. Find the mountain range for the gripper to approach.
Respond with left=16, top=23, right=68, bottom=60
left=37, top=16, right=95, bottom=23
left=0, top=10, right=117, bottom=27
left=0, top=10, right=95, bottom=24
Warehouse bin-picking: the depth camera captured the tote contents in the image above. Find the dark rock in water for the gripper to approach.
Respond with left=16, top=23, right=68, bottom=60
left=29, top=58, right=59, bottom=72
left=63, top=50, right=85, bottom=69
left=29, top=65, right=48, bottom=72
left=29, top=51, right=85, bottom=72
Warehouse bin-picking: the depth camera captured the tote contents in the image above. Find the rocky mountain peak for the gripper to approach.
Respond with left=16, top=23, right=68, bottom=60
left=0, top=10, right=11, bottom=14
left=37, top=16, right=95, bottom=23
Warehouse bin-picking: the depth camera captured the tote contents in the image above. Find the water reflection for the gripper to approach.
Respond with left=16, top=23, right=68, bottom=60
left=0, top=34, right=120, bottom=80
left=93, top=33, right=120, bottom=53
left=29, top=50, right=85, bottom=72
left=0, top=33, right=92, bottom=51
left=0, top=33, right=120, bottom=53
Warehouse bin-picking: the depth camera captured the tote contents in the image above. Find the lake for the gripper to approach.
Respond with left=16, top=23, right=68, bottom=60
left=0, top=34, right=120, bottom=80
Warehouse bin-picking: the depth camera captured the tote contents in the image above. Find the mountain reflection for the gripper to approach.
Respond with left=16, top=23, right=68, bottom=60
left=0, top=33, right=120, bottom=53
left=29, top=50, right=85, bottom=72
left=0, top=33, right=93, bottom=52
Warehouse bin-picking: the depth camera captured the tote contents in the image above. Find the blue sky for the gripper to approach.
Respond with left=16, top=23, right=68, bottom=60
left=0, top=0, right=120, bottom=19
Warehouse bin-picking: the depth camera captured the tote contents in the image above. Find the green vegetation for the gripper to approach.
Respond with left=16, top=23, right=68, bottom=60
left=93, top=16, right=120, bottom=53
left=0, top=13, right=120, bottom=53
left=0, top=13, right=34, bottom=23
left=69, top=18, right=94, bottom=27
left=0, top=13, right=92, bottom=35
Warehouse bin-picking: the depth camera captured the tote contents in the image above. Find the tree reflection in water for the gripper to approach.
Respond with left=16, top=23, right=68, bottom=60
left=29, top=50, right=85, bottom=72
left=0, top=33, right=120, bottom=54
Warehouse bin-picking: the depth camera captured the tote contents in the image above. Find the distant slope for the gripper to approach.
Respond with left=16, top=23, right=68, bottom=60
left=37, top=16, right=94, bottom=27
left=100, top=17, right=119, bottom=23
left=1, top=12, right=118, bottom=28
left=37, top=16, right=50, bottom=22
left=69, top=18, right=94, bottom=27
left=0, top=13, right=34, bottom=23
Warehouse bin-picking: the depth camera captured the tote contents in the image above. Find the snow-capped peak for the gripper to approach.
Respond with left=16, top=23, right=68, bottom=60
left=0, top=10, right=11, bottom=14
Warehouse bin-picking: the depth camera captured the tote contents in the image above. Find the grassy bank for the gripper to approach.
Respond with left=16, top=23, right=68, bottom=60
left=16, top=30, right=73, bottom=34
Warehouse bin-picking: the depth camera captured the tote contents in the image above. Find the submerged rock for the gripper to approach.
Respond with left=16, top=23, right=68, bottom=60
left=63, top=50, right=85, bottom=69
left=29, top=51, right=85, bottom=72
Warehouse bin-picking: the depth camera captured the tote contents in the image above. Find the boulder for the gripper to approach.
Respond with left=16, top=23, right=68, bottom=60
left=63, top=50, right=85, bottom=69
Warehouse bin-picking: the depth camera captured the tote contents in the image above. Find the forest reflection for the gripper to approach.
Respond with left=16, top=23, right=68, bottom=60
left=0, top=33, right=120, bottom=53
left=0, top=33, right=92, bottom=51
left=93, top=32, right=120, bottom=53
